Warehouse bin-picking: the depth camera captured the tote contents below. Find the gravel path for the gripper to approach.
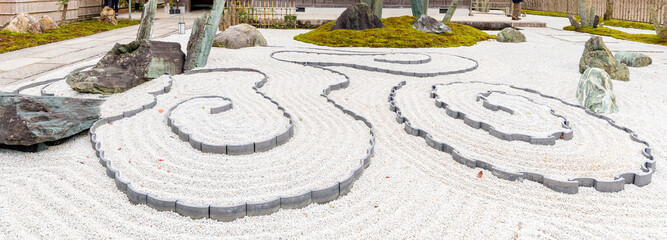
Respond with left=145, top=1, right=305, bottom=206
left=1, top=26, right=666, bottom=239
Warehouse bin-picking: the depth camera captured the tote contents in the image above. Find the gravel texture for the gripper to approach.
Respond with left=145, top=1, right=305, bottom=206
left=1, top=26, right=666, bottom=239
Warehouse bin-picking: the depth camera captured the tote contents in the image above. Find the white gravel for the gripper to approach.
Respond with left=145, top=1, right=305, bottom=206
left=1, top=25, right=666, bottom=239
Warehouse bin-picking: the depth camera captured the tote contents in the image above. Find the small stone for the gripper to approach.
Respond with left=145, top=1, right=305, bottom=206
left=213, top=24, right=267, bottom=49
left=331, top=3, right=384, bottom=31
left=614, top=51, right=652, bottom=67
left=412, top=14, right=452, bottom=34
left=593, top=15, right=600, bottom=28
left=577, top=68, right=619, bottom=114
left=579, top=36, right=629, bottom=81
left=100, top=6, right=117, bottom=25
left=38, top=15, right=59, bottom=31
left=497, top=27, right=526, bottom=43
left=2, top=13, right=42, bottom=34
left=0, top=94, right=103, bottom=146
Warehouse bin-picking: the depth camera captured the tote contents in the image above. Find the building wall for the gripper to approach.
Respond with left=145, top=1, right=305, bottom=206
left=0, top=0, right=103, bottom=27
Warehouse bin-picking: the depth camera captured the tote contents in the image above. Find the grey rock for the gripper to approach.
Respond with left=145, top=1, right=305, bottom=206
left=413, top=14, right=452, bottom=34
left=614, top=51, right=652, bottom=67
left=331, top=3, right=384, bottom=31
left=38, top=15, right=59, bottom=31
left=100, top=6, right=117, bottom=25
left=0, top=94, right=102, bottom=146
left=184, top=0, right=225, bottom=70
left=576, top=68, right=619, bottom=114
left=2, top=13, right=42, bottom=34
left=497, top=27, right=526, bottom=43
left=579, top=36, right=630, bottom=81
left=593, top=15, right=600, bottom=28
left=213, top=24, right=267, bottom=49
left=136, top=0, right=157, bottom=41
left=66, top=40, right=185, bottom=94
left=568, top=14, right=581, bottom=30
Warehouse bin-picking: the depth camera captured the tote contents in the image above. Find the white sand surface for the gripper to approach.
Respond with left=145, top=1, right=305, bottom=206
left=1, top=25, right=667, bottom=239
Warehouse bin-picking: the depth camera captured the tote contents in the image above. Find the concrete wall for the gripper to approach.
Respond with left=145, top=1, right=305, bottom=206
left=0, top=0, right=103, bottom=27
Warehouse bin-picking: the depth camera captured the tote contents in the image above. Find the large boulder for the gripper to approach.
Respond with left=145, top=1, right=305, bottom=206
left=412, top=14, right=451, bottom=34
left=213, top=24, right=267, bottom=49
left=614, top=51, right=652, bottom=67
left=497, top=27, right=526, bottom=43
left=0, top=94, right=102, bottom=146
left=331, top=3, right=384, bottom=31
left=100, top=6, right=117, bottom=25
left=66, top=40, right=185, bottom=94
left=2, top=13, right=42, bottom=34
left=579, top=36, right=629, bottom=81
left=38, top=15, right=59, bottom=31
left=576, top=68, right=618, bottom=114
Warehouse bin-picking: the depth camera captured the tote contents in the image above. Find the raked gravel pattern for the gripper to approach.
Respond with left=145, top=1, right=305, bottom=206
left=92, top=69, right=370, bottom=206
left=1, top=27, right=667, bottom=238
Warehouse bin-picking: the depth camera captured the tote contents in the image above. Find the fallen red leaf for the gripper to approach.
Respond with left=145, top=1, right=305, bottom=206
left=476, top=171, right=483, bottom=178
left=385, top=176, right=390, bottom=179
left=108, top=121, right=113, bottom=125
left=158, top=159, right=164, bottom=162
left=158, top=109, right=164, bottom=113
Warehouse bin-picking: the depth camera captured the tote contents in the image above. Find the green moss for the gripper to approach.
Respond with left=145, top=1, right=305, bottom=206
left=293, top=16, right=495, bottom=48
left=522, top=9, right=655, bottom=30
left=521, top=9, right=570, bottom=18
left=601, top=19, right=655, bottom=30
left=0, top=19, right=140, bottom=54
left=564, top=26, right=666, bottom=46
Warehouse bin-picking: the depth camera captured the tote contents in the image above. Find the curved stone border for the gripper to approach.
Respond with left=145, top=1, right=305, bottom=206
left=430, top=85, right=573, bottom=145
left=164, top=68, right=295, bottom=155
left=388, top=81, right=655, bottom=194
left=88, top=67, right=375, bottom=221
left=270, top=50, right=478, bottom=77
left=8, top=65, right=95, bottom=95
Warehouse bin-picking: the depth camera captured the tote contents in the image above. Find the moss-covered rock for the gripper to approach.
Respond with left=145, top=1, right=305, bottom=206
left=614, top=51, right=652, bottom=67
left=579, top=36, right=629, bottom=81
left=497, top=27, right=526, bottom=43
left=294, top=16, right=494, bottom=48
left=577, top=68, right=618, bottom=114
left=331, top=3, right=384, bottom=31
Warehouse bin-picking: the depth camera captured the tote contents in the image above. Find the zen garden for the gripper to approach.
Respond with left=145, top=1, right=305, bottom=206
left=1, top=0, right=667, bottom=238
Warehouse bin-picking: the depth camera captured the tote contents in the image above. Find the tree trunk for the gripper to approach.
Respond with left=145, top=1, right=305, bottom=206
left=61, top=3, right=68, bottom=24
left=603, top=0, right=613, bottom=20
left=443, top=0, right=460, bottom=22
